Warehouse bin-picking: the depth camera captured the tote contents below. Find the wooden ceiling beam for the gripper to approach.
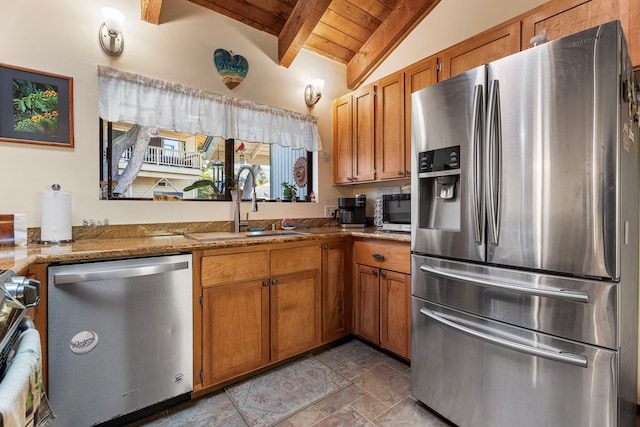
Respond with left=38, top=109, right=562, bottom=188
left=141, top=0, right=163, bottom=24
left=278, top=0, right=332, bottom=67
left=346, top=0, right=441, bottom=89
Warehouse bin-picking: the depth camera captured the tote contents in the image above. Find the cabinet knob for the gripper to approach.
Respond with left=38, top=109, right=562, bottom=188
left=323, top=244, right=330, bottom=250
left=397, top=171, right=403, bottom=176
left=272, top=279, right=279, bottom=285
left=263, top=280, right=270, bottom=287
left=372, top=269, right=378, bottom=276
left=372, top=253, right=385, bottom=260
left=380, top=271, right=387, bottom=278
left=405, top=170, right=410, bottom=175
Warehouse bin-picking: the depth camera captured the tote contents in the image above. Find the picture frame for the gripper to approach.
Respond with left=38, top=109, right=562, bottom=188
left=0, top=64, right=73, bottom=147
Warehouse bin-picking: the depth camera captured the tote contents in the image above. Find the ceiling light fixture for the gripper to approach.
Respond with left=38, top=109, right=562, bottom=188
left=99, top=7, right=125, bottom=57
left=304, top=79, right=325, bottom=107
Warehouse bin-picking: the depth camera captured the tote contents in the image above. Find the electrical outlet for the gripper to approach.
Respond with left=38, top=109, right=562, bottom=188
left=324, top=205, right=335, bottom=218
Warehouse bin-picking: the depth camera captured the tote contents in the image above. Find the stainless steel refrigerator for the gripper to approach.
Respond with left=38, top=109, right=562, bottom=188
left=410, top=21, right=639, bottom=427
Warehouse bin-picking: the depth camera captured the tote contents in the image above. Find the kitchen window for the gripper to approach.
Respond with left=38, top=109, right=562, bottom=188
left=100, top=120, right=312, bottom=201
left=98, top=66, right=319, bottom=202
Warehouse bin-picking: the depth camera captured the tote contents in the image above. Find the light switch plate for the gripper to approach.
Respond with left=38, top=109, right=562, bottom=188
left=324, top=205, right=335, bottom=218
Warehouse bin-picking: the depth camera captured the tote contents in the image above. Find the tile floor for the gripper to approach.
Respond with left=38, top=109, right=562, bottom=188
left=127, top=338, right=451, bottom=426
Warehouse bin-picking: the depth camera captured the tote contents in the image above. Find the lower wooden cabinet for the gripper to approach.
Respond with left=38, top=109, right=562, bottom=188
left=198, top=242, right=321, bottom=389
left=353, top=240, right=411, bottom=360
left=379, top=269, right=411, bottom=359
left=202, top=279, right=269, bottom=387
left=270, top=268, right=321, bottom=362
left=321, top=239, right=351, bottom=343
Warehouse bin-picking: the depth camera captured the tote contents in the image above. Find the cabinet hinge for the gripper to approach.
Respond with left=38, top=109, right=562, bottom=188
left=199, top=295, right=203, bottom=307
left=199, top=369, right=203, bottom=382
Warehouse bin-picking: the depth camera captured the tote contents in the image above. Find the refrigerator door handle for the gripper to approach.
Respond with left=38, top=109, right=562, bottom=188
left=53, top=261, right=190, bottom=285
left=471, top=84, right=485, bottom=244
left=486, top=79, right=502, bottom=244
left=420, top=264, right=589, bottom=303
left=419, top=307, right=588, bottom=368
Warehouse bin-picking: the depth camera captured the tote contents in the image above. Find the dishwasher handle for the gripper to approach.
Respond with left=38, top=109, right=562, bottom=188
left=419, top=307, right=588, bottom=368
left=53, top=260, right=190, bottom=285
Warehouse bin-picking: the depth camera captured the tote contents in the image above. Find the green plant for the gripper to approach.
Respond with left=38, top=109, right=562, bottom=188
left=281, top=182, right=297, bottom=199
left=13, top=79, right=59, bottom=134
left=225, top=176, right=237, bottom=191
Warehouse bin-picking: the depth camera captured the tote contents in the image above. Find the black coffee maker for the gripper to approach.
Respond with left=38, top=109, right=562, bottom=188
left=336, top=194, right=366, bottom=228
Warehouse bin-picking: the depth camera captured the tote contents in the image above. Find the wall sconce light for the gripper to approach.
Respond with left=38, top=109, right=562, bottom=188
left=99, top=7, right=125, bottom=57
left=304, top=79, right=325, bottom=107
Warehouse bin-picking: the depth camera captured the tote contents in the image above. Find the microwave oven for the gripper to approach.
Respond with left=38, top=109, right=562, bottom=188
left=382, top=193, right=411, bottom=232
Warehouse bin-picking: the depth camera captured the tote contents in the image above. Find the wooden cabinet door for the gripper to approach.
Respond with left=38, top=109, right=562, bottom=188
left=375, top=72, right=406, bottom=180
left=353, top=264, right=380, bottom=345
left=352, top=85, right=376, bottom=183
left=270, top=269, right=322, bottom=362
left=321, top=240, right=351, bottom=343
left=522, top=0, right=626, bottom=51
left=404, top=56, right=438, bottom=178
left=380, top=270, right=411, bottom=360
left=333, top=93, right=353, bottom=184
left=202, top=280, right=269, bottom=387
left=440, top=21, right=521, bottom=79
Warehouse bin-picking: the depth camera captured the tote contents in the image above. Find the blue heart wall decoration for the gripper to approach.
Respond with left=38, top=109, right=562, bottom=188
left=214, top=48, right=249, bottom=89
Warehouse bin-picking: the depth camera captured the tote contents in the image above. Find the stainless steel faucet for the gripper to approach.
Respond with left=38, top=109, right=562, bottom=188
left=234, top=165, right=259, bottom=233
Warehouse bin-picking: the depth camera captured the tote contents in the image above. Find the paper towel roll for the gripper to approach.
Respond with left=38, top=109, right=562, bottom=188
left=41, top=185, right=72, bottom=243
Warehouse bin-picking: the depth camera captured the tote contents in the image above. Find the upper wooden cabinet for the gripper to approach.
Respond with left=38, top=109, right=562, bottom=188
left=333, top=86, right=376, bottom=184
left=439, top=21, right=521, bottom=80
left=522, top=0, right=639, bottom=66
left=375, top=72, right=406, bottom=180
left=404, top=57, right=438, bottom=177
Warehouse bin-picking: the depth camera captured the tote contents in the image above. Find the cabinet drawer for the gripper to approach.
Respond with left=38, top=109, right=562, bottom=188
left=271, top=245, right=321, bottom=276
left=353, top=240, right=410, bottom=274
left=202, top=251, right=269, bottom=287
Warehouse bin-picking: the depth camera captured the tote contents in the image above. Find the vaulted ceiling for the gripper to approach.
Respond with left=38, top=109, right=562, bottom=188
left=141, top=0, right=440, bottom=89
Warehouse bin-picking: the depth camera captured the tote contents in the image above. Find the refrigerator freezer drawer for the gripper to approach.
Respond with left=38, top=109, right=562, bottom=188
left=412, top=255, right=617, bottom=349
left=411, top=298, right=617, bottom=427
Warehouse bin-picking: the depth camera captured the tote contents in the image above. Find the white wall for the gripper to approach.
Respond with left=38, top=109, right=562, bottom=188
left=0, top=0, right=548, bottom=228
left=0, top=0, right=350, bottom=227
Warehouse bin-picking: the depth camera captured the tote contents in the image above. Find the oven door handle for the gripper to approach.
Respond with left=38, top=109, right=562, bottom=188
left=420, top=265, right=589, bottom=303
left=53, top=261, right=190, bottom=285
left=419, top=308, right=588, bottom=368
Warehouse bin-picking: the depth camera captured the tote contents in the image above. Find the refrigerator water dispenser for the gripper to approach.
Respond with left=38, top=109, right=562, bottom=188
left=418, top=146, right=461, bottom=231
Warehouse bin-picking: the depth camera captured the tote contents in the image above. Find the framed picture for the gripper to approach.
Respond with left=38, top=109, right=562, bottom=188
left=0, top=64, right=73, bottom=147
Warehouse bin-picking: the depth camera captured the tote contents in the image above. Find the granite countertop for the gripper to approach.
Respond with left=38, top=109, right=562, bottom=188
left=0, top=227, right=410, bottom=274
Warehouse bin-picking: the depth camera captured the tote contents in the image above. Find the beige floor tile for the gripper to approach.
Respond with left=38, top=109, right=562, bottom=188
left=314, top=406, right=376, bottom=427
left=349, top=394, right=389, bottom=421
left=352, top=364, right=411, bottom=407
left=374, top=397, right=452, bottom=427
left=313, top=384, right=368, bottom=416
left=275, top=405, right=325, bottom=427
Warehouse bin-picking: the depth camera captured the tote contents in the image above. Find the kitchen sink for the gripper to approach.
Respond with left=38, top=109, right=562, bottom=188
left=241, top=230, right=307, bottom=238
left=185, top=230, right=307, bottom=242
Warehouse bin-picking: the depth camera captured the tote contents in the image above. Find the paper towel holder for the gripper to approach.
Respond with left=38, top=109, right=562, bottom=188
left=39, top=184, right=74, bottom=245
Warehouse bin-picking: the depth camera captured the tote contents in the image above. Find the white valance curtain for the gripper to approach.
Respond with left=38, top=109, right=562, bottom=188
left=97, top=66, right=321, bottom=151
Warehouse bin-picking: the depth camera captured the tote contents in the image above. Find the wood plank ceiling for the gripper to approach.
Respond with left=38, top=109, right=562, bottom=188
left=141, top=0, right=440, bottom=89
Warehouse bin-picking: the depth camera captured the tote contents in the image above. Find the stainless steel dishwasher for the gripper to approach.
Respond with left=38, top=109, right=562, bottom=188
left=47, top=254, right=193, bottom=426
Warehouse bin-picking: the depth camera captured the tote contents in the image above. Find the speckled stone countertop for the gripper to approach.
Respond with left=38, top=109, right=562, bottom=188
left=0, top=226, right=410, bottom=274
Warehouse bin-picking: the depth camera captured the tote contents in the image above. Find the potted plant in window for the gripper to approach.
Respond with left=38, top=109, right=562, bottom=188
left=226, top=176, right=242, bottom=202
left=281, top=182, right=297, bottom=202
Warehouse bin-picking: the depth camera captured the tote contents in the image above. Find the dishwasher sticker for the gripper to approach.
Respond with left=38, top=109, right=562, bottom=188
left=70, top=330, right=99, bottom=354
